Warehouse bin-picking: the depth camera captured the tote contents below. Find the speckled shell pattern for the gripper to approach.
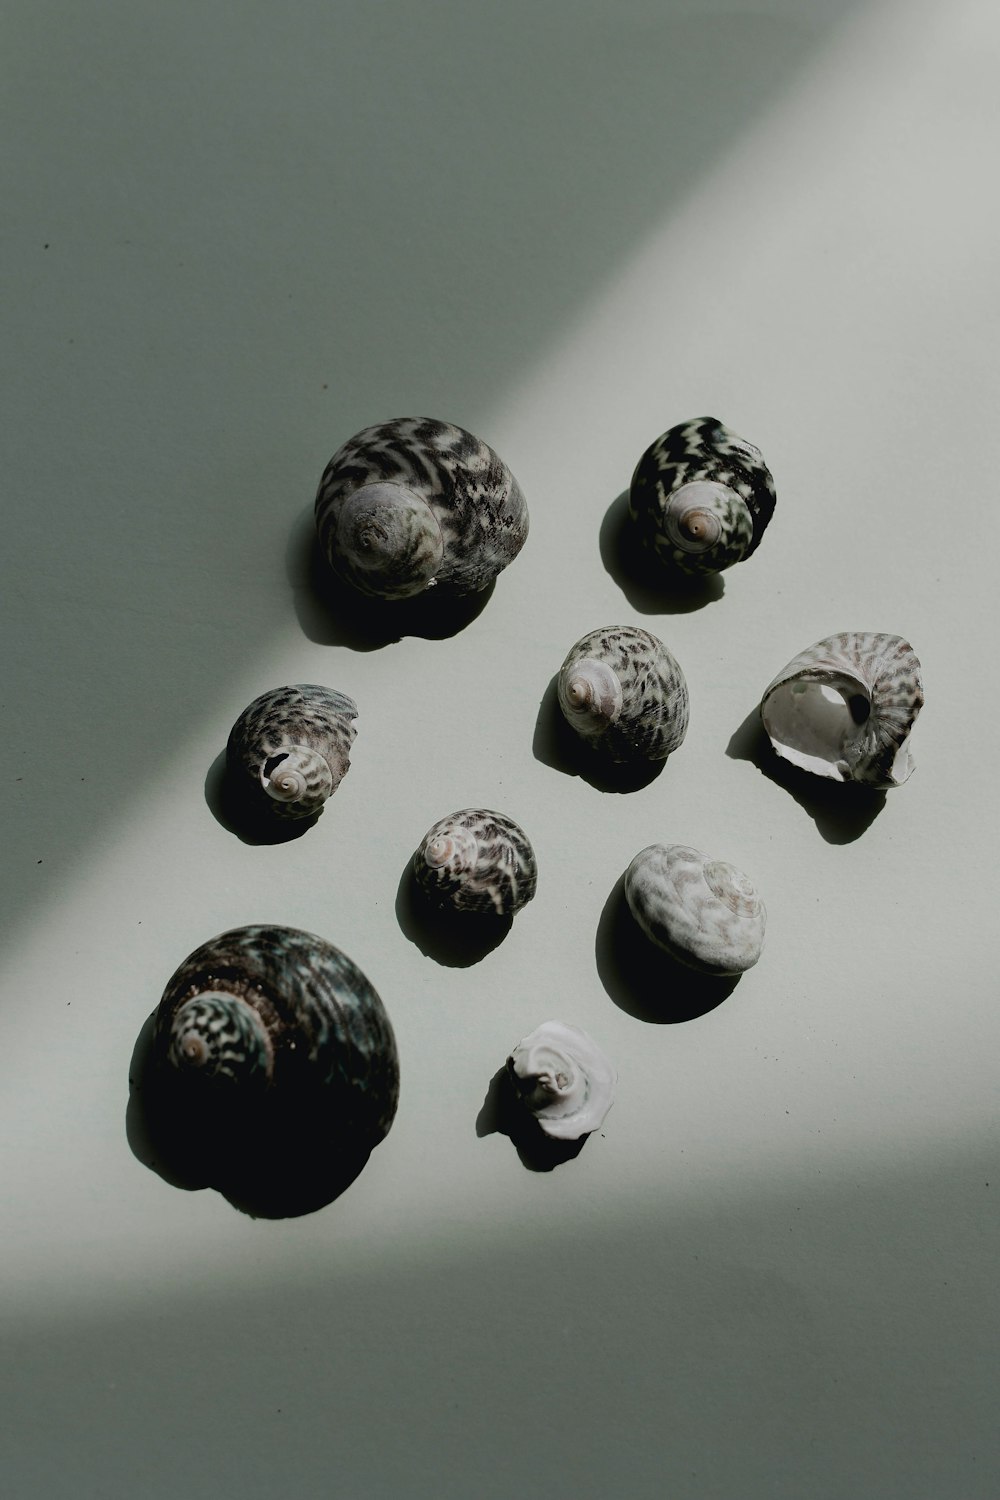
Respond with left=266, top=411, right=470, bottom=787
left=558, top=625, right=689, bottom=762
left=153, top=925, right=400, bottom=1143
left=628, top=415, right=776, bottom=574
left=315, top=417, right=529, bottom=598
left=227, top=683, right=358, bottom=817
left=761, top=631, right=924, bottom=788
left=625, top=844, right=766, bottom=976
left=413, top=808, right=538, bottom=917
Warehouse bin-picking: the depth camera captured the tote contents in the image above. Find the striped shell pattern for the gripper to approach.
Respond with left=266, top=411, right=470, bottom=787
left=557, top=625, right=689, bottom=763
left=625, top=844, right=766, bottom=976
left=315, top=417, right=529, bottom=600
left=413, top=808, right=537, bottom=917
left=227, top=683, right=358, bottom=818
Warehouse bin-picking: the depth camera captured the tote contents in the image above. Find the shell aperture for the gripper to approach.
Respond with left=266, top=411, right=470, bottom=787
left=557, top=625, right=689, bottom=763
left=227, top=683, right=358, bottom=819
left=507, top=1022, right=616, bottom=1140
left=413, top=808, right=537, bottom=917
left=625, top=843, right=766, bottom=975
left=760, top=632, right=924, bottom=788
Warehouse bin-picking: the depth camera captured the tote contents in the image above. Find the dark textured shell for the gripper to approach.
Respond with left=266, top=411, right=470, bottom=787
left=557, top=625, right=689, bottom=763
left=153, top=924, right=399, bottom=1145
left=628, top=415, right=776, bottom=575
left=226, top=683, right=358, bottom=818
left=413, top=808, right=538, bottom=916
left=314, top=417, right=529, bottom=599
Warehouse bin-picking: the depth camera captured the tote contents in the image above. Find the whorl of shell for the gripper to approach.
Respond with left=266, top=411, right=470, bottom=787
left=625, top=844, right=766, bottom=975
left=153, top=924, right=399, bottom=1143
left=315, top=417, right=529, bottom=599
left=628, top=416, right=776, bottom=575
left=760, top=631, right=924, bottom=788
left=507, top=1021, right=616, bottom=1140
left=227, top=684, right=358, bottom=818
left=413, top=808, right=537, bottom=917
left=557, top=625, right=689, bottom=762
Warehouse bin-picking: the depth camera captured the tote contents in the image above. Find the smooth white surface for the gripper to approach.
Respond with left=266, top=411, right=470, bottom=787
left=3, top=2, right=998, bottom=1495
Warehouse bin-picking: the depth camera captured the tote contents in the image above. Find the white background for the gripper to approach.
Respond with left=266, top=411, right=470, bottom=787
left=3, top=2, right=998, bottom=1495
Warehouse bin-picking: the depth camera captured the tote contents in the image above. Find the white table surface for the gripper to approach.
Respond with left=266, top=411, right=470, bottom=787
left=3, top=2, right=998, bottom=1496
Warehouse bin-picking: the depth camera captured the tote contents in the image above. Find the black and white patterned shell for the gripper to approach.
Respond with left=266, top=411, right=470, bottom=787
left=226, top=683, right=358, bottom=818
left=315, top=417, right=529, bottom=600
left=625, top=844, right=766, bottom=976
left=153, top=924, right=400, bottom=1145
left=413, top=808, right=538, bottom=917
left=557, top=625, right=689, bottom=763
left=628, top=416, right=776, bottom=576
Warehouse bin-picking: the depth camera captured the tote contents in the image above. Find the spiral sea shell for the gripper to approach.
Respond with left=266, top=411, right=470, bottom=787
left=625, top=843, right=766, bottom=975
left=226, top=683, right=358, bottom=818
left=153, top=924, right=399, bottom=1146
left=557, top=625, right=689, bottom=763
left=507, top=1021, right=616, bottom=1140
left=760, top=631, right=924, bottom=788
left=628, top=416, right=776, bottom=576
left=413, top=808, right=537, bottom=917
left=314, top=417, right=529, bottom=600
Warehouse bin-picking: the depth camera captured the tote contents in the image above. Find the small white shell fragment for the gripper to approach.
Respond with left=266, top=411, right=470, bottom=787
left=507, top=1021, right=615, bottom=1140
left=760, top=631, right=924, bottom=788
left=625, top=843, right=766, bottom=976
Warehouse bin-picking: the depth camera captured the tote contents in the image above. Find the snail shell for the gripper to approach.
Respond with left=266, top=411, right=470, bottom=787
left=760, top=631, right=924, bottom=788
left=315, top=417, right=529, bottom=600
left=557, top=625, right=689, bottom=762
left=413, top=808, right=537, bottom=917
left=625, top=843, right=766, bottom=975
left=628, top=416, right=776, bottom=576
left=152, top=924, right=399, bottom=1146
left=227, top=683, right=358, bottom=818
left=507, top=1021, right=615, bottom=1140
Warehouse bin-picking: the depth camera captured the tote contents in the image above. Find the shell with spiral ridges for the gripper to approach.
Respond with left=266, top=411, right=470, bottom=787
left=314, top=417, right=529, bottom=600
left=413, top=808, right=537, bottom=917
left=226, top=683, right=358, bottom=819
left=557, top=625, right=689, bottom=763
left=625, top=843, right=766, bottom=975
left=153, top=924, right=400, bottom=1147
left=760, top=631, right=924, bottom=788
left=507, top=1021, right=616, bottom=1141
left=628, top=416, right=776, bottom=576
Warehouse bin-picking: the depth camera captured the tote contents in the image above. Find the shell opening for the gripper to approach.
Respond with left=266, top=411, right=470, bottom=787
left=337, top=482, right=444, bottom=599
left=762, top=679, right=871, bottom=782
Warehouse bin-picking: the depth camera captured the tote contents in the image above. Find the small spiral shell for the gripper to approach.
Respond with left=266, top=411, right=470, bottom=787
left=413, top=808, right=537, bottom=917
left=557, top=625, right=689, bottom=763
left=226, top=684, right=357, bottom=819
left=628, top=416, right=775, bottom=576
left=315, top=417, right=529, bottom=600
left=625, top=843, right=766, bottom=975
left=507, top=1021, right=616, bottom=1140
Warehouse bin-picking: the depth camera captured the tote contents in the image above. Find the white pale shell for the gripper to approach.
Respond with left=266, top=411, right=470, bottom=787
left=557, top=625, right=689, bottom=763
left=760, top=631, right=924, bottom=788
left=625, top=843, right=766, bottom=975
left=507, top=1021, right=616, bottom=1140
left=413, top=808, right=537, bottom=917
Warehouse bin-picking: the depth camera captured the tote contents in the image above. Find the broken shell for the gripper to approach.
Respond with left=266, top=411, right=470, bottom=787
left=760, top=631, right=924, bottom=788
left=557, top=624, right=689, bottom=763
left=413, top=808, right=537, bottom=917
left=507, top=1021, right=615, bottom=1140
left=226, top=684, right=357, bottom=818
left=153, top=924, right=400, bottom=1145
left=314, top=417, right=529, bottom=600
left=625, top=843, right=766, bottom=975
left=628, top=416, right=776, bottom=576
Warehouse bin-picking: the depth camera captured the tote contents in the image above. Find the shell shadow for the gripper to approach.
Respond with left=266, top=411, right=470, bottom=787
left=596, top=874, right=740, bottom=1023
left=475, top=1066, right=587, bottom=1172
left=126, top=1012, right=375, bottom=1219
left=599, top=490, right=725, bottom=614
left=287, top=504, right=496, bottom=649
left=395, top=862, right=513, bottom=967
left=727, top=705, right=887, bottom=845
left=532, top=673, right=667, bottom=793
left=204, top=749, right=320, bottom=845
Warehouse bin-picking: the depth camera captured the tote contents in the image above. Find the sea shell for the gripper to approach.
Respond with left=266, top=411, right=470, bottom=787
left=760, top=631, right=924, bottom=788
left=152, top=924, right=399, bottom=1146
left=226, top=683, right=358, bottom=818
left=413, top=808, right=537, bottom=917
left=314, top=417, right=529, bottom=600
left=628, top=415, right=776, bottom=576
left=557, top=625, right=689, bottom=762
left=507, top=1021, right=615, bottom=1140
left=625, top=843, right=766, bottom=975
